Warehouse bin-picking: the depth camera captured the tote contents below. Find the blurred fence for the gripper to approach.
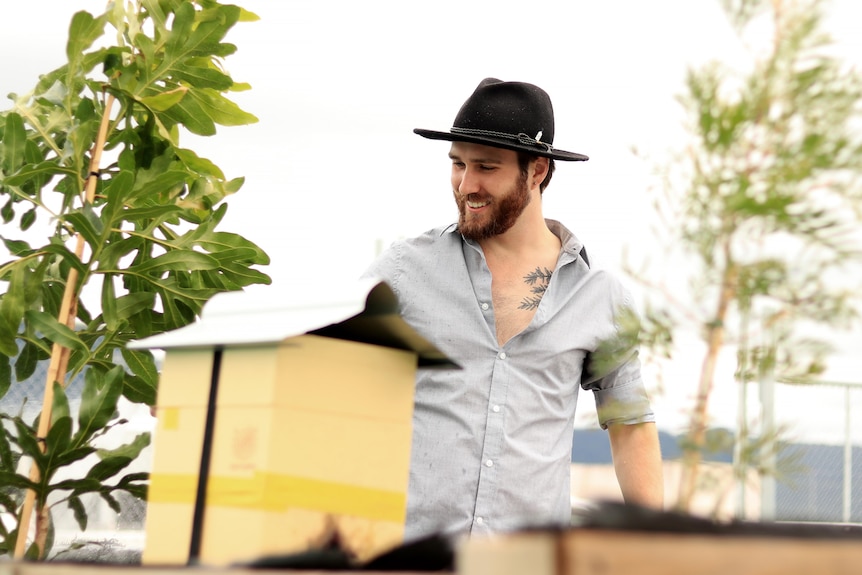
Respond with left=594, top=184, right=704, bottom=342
left=770, top=379, right=862, bottom=524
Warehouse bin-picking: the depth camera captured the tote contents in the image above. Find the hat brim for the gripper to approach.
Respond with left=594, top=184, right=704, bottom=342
left=413, top=128, right=589, bottom=162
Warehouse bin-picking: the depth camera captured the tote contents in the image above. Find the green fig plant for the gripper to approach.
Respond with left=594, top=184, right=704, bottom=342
left=0, top=0, right=269, bottom=559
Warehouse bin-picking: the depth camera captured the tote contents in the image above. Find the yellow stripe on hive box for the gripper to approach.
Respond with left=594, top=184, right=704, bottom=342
left=148, top=472, right=407, bottom=522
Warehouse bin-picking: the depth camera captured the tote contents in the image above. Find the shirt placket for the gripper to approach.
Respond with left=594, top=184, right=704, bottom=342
left=471, top=348, right=510, bottom=534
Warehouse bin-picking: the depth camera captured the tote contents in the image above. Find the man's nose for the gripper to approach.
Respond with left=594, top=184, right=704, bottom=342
left=458, top=167, right=480, bottom=195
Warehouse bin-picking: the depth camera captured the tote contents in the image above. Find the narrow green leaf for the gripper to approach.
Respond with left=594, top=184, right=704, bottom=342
left=67, top=495, right=88, bottom=531
left=97, top=432, right=150, bottom=460
left=175, top=148, right=225, bottom=179
left=122, top=373, right=157, bottom=406
left=20, top=208, right=36, bottom=231
left=51, top=477, right=101, bottom=494
left=188, top=88, right=258, bottom=127
left=219, top=262, right=272, bottom=287
left=119, top=205, right=184, bottom=224
left=51, top=381, right=71, bottom=425
left=13, top=419, right=45, bottom=472
left=47, top=445, right=97, bottom=470
left=0, top=470, right=37, bottom=491
left=161, top=94, right=216, bottom=136
left=63, top=203, right=104, bottom=249
left=0, top=315, right=20, bottom=357
left=126, top=249, right=219, bottom=274
left=102, top=274, right=118, bottom=331
left=127, top=169, right=188, bottom=204
left=1, top=263, right=28, bottom=340
left=100, top=490, right=122, bottom=514
left=73, top=365, right=124, bottom=447
left=2, top=161, right=76, bottom=187
left=139, top=87, right=188, bottom=112
left=114, top=292, right=156, bottom=320
left=1, top=112, right=26, bottom=173
left=24, top=311, right=89, bottom=355
left=39, top=244, right=87, bottom=276
left=14, top=341, right=39, bottom=382
left=195, top=231, right=270, bottom=265
left=120, top=348, right=158, bottom=385
left=1, top=199, right=14, bottom=224
left=45, top=416, right=73, bottom=467
left=86, top=455, right=133, bottom=481
left=100, top=171, right=136, bottom=227
left=0, top=356, right=11, bottom=401
left=173, top=65, right=233, bottom=91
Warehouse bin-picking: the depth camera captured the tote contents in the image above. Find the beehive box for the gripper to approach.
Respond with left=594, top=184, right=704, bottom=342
left=129, top=280, right=453, bottom=566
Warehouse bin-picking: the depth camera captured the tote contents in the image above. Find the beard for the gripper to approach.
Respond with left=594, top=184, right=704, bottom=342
left=455, top=172, right=531, bottom=241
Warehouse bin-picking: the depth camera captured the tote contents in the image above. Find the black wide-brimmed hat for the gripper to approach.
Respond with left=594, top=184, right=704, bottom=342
left=414, top=78, right=588, bottom=162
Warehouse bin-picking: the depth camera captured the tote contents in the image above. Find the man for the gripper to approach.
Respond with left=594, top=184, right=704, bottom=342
left=363, top=78, right=663, bottom=540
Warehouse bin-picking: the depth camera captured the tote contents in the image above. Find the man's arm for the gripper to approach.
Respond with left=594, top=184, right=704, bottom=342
left=607, top=421, right=664, bottom=509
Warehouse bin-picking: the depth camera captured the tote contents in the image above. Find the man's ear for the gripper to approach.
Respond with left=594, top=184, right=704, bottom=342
left=532, top=156, right=550, bottom=189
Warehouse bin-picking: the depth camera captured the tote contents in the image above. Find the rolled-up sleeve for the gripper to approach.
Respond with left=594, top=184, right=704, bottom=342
left=589, top=354, right=655, bottom=429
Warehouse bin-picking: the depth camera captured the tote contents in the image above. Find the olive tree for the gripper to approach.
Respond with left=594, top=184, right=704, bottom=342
left=628, top=0, right=862, bottom=513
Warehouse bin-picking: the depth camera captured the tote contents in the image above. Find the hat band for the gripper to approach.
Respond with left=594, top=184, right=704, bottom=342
left=450, top=127, right=553, bottom=153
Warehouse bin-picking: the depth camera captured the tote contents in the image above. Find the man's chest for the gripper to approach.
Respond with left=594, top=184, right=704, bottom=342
left=491, top=264, right=555, bottom=346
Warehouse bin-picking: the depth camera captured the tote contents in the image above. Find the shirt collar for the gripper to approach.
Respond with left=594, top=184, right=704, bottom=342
left=446, top=219, right=584, bottom=257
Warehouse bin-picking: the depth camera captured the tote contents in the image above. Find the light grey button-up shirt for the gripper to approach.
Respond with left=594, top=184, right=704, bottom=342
left=363, top=219, right=654, bottom=540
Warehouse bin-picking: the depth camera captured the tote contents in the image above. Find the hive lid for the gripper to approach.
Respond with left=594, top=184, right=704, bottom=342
left=127, top=279, right=456, bottom=368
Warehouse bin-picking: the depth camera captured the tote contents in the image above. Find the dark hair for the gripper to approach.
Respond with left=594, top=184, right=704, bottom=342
left=517, top=152, right=555, bottom=193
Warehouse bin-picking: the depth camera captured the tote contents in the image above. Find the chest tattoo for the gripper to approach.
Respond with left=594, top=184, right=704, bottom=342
left=519, top=267, right=553, bottom=310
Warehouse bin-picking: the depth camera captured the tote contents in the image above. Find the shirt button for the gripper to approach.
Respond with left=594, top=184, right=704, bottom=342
left=498, top=352, right=507, bottom=360
left=476, top=516, right=484, bottom=525
left=481, top=302, right=489, bottom=311
left=492, top=405, right=500, bottom=413
left=485, top=459, right=493, bottom=467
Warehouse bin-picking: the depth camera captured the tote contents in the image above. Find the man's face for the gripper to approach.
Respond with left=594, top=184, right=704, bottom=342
left=449, top=142, right=531, bottom=241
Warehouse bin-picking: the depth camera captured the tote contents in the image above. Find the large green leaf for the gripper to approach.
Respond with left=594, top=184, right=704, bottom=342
left=67, top=11, right=106, bottom=66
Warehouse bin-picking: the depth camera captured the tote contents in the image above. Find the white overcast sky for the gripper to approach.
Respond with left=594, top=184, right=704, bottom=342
left=2, top=0, right=862, bottom=435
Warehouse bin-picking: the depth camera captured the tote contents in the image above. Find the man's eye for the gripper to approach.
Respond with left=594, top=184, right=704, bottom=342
left=479, top=165, right=496, bottom=171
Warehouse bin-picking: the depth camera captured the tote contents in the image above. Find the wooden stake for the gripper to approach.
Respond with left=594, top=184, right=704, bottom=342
left=13, top=93, right=115, bottom=560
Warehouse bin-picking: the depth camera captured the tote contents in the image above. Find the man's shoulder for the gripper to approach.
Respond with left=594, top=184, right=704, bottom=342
left=392, top=224, right=460, bottom=250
